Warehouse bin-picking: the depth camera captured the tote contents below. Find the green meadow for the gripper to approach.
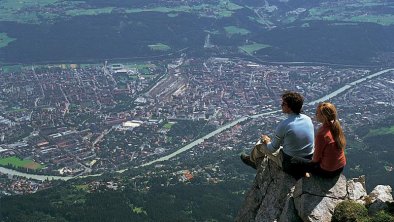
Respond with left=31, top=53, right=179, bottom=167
left=0, top=33, right=16, bottom=48
left=132, top=206, right=147, bottom=215
left=239, top=43, right=271, bottom=55
left=222, top=1, right=243, bottom=11
left=1, top=65, right=23, bottom=73
left=74, top=184, right=90, bottom=191
left=224, top=26, right=250, bottom=36
left=306, top=3, right=394, bottom=26
left=148, top=43, right=171, bottom=51
left=163, top=123, right=175, bottom=129
left=347, top=15, right=394, bottom=26
left=66, top=7, right=114, bottom=16
left=248, top=16, right=275, bottom=27
left=366, top=125, right=394, bottom=137
left=0, top=156, right=44, bottom=170
left=0, top=0, right=67, bottom=24
left=167, top=13, right=178, bottom=17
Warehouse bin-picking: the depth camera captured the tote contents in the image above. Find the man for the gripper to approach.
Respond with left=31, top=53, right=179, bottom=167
left=241, top=91, right=314, bottom=179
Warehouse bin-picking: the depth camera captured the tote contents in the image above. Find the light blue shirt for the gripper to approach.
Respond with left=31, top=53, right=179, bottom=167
left=267, top=113, right=314, bottom=157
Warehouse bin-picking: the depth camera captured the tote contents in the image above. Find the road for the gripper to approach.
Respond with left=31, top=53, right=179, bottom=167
left=0, top=68, right=392, bottom=181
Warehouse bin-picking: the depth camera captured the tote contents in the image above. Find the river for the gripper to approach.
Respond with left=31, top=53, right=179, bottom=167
left=0, top=167, right=73, bottom=181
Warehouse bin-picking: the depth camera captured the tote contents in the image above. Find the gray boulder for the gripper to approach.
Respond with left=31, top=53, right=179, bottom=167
left=368, top=185, right=394, bottom=215
left=293, top=174, right=347, bottom=222
left=347, top=175, right=367, bottom=204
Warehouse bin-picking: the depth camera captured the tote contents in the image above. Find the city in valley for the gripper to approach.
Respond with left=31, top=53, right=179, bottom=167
left=0, top=57, right=393, bottom=195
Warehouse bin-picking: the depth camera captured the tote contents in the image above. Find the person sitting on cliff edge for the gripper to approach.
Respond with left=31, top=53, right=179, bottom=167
left=240, top=91, right=315, bottom=179
left=291, top=102, right=346, bottom=178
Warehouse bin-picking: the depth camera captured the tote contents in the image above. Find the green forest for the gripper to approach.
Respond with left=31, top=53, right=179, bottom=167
left=0, top=179, right=247, bottom=222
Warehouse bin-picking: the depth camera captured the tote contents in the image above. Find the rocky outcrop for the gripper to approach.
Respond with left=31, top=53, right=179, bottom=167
left=368, top=185, right=394, bottom=215
left=236, top=157, right=394, bottom=222
left=236, top=158, right=298, bottom=222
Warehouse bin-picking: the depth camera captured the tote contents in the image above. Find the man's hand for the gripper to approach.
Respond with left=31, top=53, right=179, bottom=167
left=261, top=135, right=271, bottom=144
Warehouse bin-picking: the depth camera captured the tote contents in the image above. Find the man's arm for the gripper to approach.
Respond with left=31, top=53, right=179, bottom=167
left=265, top=123, right=285, bottom=152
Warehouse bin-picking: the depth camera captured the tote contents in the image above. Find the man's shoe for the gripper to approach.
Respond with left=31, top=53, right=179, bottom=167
left=240, top=154, right=257, bottom=169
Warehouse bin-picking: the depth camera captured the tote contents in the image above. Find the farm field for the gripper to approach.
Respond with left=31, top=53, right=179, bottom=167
left=0, top=156, right=44, bottom=170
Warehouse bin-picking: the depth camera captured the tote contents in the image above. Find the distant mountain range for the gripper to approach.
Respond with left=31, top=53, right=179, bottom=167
left=0, top=0, right=394, bottom=65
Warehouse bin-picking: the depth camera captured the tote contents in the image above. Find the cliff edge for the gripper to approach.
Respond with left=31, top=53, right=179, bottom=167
left=236, top=158, right=393, bottom=222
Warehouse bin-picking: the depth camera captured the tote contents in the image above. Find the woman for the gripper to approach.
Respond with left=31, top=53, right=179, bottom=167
left=292, top=102, right=346, bottom=177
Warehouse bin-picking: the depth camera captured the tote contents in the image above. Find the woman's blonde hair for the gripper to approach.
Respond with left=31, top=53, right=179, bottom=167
left=317, top=102, right=346, bottom=150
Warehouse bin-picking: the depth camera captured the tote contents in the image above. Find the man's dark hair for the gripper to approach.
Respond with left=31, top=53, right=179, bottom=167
left=282, top=91, right=304, bottom=114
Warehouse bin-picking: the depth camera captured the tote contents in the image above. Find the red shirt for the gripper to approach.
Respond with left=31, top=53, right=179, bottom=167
left=313, top=125, right=346, bottom=171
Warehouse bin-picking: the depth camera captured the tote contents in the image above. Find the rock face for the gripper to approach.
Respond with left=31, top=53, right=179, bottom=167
left=236, top=157, right=394, bottom=222
left=236, top=158, right=298, bottom=222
